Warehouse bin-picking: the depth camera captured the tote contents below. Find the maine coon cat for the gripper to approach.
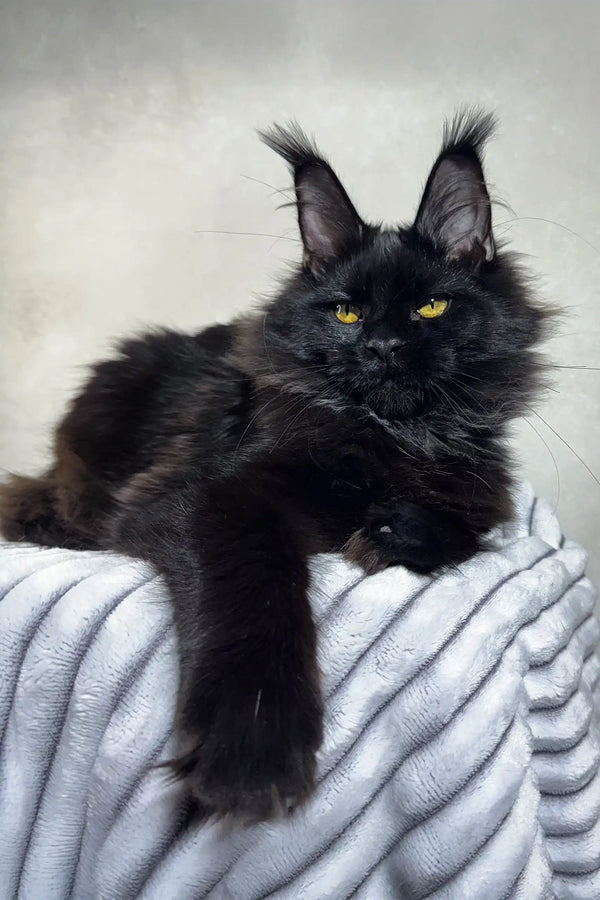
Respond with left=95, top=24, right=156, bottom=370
left=0, top=111, right=550, bottom=819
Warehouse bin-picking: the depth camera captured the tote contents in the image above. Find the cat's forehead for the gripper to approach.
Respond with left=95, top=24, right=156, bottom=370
left=346, top=229, right=444, bottom=299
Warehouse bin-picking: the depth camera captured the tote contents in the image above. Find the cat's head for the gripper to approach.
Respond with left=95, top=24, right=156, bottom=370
left=258, top=112, right=550, bottom=425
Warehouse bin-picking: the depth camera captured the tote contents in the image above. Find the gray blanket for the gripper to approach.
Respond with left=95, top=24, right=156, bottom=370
left=0, top=484, right=599, bottom=899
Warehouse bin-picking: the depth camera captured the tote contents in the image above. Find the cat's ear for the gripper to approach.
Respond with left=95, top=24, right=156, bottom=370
left=260, top=123, right=363, bottom=275
left=414, top=111, right=496, bottom=266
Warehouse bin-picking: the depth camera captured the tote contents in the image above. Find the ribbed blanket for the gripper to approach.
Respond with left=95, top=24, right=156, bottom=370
left=0, top=484, right=598, bottom=900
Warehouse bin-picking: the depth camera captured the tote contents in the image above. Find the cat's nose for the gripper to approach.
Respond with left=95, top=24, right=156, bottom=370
left=365, top=337, right=404, bottom=363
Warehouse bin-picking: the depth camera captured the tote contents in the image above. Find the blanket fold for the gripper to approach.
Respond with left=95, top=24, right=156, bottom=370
left=0, top=483, right=598, bottom=899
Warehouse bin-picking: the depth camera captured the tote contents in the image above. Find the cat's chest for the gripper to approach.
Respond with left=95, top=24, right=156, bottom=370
left=257, top=399, right=443, bottom=496
left=300, top=429, right=408, bottom=495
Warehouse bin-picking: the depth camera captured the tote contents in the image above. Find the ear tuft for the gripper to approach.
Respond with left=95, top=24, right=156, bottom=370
left=259, top=122, right=363, bottom=275
left=414, top=108, right=497, bottom=266
left=441, top=108, right=497, bottom=157
left=258, top=121, right=324, bottom=171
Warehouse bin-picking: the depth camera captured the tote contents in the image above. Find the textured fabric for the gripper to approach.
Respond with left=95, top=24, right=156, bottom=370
left=0, top=483, right=598, bottom=900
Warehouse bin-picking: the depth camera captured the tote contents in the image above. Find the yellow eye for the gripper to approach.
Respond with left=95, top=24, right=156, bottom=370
left=334, top=303, right=362, bottom=324
left=415, top=297, right=449, bottom=319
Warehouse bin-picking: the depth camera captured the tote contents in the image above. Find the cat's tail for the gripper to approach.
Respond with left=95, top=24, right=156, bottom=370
left=0, top=472, right=98, bottom=549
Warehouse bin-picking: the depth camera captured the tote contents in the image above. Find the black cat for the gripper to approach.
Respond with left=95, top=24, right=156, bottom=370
left=0, top=111, right=551, bottom=819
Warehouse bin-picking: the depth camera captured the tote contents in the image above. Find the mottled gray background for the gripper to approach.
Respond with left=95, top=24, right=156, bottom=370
left=1, top=0, right=599, bottom=584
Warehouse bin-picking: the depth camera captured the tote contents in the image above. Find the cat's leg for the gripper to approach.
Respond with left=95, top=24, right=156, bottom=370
left=112, top=475, right=323, bottom=819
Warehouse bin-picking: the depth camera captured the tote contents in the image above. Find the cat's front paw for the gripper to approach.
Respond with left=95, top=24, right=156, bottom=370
left=345, top=502, right=448, bottom=574
left=173, top=665, right=323, bottom=820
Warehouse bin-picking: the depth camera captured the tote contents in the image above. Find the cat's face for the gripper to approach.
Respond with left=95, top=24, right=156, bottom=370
left=261, top=115, right=547, bottom=422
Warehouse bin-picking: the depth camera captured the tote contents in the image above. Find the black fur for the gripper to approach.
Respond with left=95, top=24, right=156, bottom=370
left=0, top=111, right=552, bottom=818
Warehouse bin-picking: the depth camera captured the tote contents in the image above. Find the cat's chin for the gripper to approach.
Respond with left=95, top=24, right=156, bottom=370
left=361, top=383, right=426, bottom=421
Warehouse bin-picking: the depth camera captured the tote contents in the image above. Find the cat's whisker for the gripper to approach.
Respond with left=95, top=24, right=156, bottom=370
left=194, top=228, right=300, bottom=243
left=521, top=417, right=562, bottom=513
left=433, top=380, right=480, bottom=430
left=495, top=216, right=600, bottom=260
left=445, top=378, right=486, bottom=409
left=267, top=231, right=299, bottom=254
left=456, top=371, right=487, bottom=384
left=240, top=173, right=295, bottom=203
left=433, top=381, right=466, bottom=418
left=235, top=394, right=281, bottom=450
left=468, top=468, right=495, bottom=494
left=548, top=365, right=600, bottom=372
left=524, top=403, right=600, bottom=491
left=267, top=394, right=317, bottom=451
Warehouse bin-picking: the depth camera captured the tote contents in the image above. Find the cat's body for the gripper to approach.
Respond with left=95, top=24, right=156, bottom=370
left=0, top=112, right=550, bottom=818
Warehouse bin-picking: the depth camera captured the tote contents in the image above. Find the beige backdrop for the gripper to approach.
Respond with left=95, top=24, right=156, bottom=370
left=1, top=0, right=599, bottom=585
